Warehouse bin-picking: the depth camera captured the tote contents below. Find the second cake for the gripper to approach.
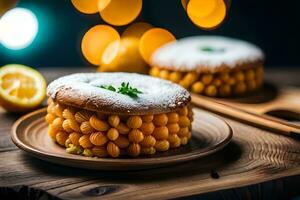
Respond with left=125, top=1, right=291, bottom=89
left=150, top=36, right=265, bottom=97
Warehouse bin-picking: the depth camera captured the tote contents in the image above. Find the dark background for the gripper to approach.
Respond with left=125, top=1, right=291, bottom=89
left=1, top=0, right=300, bottom=68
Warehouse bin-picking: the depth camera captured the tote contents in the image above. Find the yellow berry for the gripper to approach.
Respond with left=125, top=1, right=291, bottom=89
left=108, top=115, right=120, bottom=127
left=79, top=135, right=93, bottom=148
left=159, top=70, right=169, bottom=79
left=212, top=78, right=222, bottom=87
left=116, top=123, right=130, bottom=134
left=89, top=132, right=108, bottom=146
left=178, top=127, right=189, bottom=137
left=141, top=147, right=156, bottom=155
left=153, top=114, right=168, bottom=126
left=220, top=72, right=230, bottom=82
left=89, top=115, right=110, bottom=131
left=234, top=82, right=247, bottom=95
left=178, top=107, right=188, bottom=116
left=169, top=71, right=182, bottom=83
left=152, top=126, right=169, bottom=140
left=180, top=137, right=189, bottom=145
left=155, top=140, right=170, bottom=151
left=233, top=71, right=245, bottom=82
left=107, top=128, right=119, bottom=141
left=52, top=118, right=64, bottom=131
left=149, top=67, right=160, bottom=77
left=80, top=121, right=95, bottom=134
left=56, top=131, right=69, bottom=146
left=107, top=142, right=120, bottom=157
left=62, top=119, right=74, bottom=133
left=183, top=72, right=198, bottom=85
left=141, top=115, right=153, bottom=122
left=245, top=69, right=255, bottom=80
left=192, top=81, right=204, bottom=93
left=65, top=138, right=72, bottom=147
left=139, top=122, right=155, bottom=135
left=166, top=123, right=180, bottom=134
left=114, top=136, right=130, bottom=148
left=219, top=84, right=231, bottom=97
left=128, top=129, right=144, bottom=143
left=127, top=143, right=141, bottom=157
left=227, top=77, right=236, bottom=86
left=168, top=134, right=181, bottom=148
left=205, top=85, right=217, bottom=96
left=53, top=104, right=64, bottom=118
left=92, top=146, right=108, bottom=158
left=167, top=112, right=179, bottom=123
left=69, top=132, right=81, bottom=146
left=140, top=135, right=156, bottom=147
left=201, top=74, right=213, bottom=85
left=45, top=113, right=56, bottom=124
left=127, top=116, right=143, bottom=129
left=179, top=79, right=190, bottom=89
left=178, top=116, right=190, bottom=127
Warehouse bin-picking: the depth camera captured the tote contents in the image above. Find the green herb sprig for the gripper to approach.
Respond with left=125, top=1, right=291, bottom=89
left=100, top=85, right=116, bottom=92
left=99, top=82, right=142, bottom=98
left=199, top=46, right=225, bottom=53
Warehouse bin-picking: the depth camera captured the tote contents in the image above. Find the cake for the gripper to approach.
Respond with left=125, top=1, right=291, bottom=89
left=45, top=73, right=192, bottom=158
left=149, top=36, right=265, bottom=97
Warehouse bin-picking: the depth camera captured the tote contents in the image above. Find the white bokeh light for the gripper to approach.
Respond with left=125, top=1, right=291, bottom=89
left=0, top=8, right=38, bottom=50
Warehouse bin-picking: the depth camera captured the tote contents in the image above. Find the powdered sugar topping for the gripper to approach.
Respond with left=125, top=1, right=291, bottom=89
left=47, top=73, right=191, bottom=115
left=151, top=36, right=264, bottom=70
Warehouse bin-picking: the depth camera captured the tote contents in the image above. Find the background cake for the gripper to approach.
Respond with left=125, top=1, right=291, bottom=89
left=150, top=36, right=265, bottom=97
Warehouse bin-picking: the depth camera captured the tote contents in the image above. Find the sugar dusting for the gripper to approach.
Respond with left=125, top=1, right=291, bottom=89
left=47, top=73, right=190, bottom=114
left=151, top=36, right=264, bottom=70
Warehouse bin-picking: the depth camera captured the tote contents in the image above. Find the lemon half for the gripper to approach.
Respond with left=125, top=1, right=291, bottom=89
left=0, top=64, right=46, bottom=112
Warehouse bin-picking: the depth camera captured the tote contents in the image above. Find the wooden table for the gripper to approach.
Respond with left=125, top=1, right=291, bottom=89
left=0, top=68, right=300, bottom=200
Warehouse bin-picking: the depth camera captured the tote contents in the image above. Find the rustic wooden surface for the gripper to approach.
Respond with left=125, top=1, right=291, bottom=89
left=0, top=68, right=300, bottom=200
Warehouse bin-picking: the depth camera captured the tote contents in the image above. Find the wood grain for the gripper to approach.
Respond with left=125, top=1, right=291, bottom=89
left=0, top=68, right=300, bottom=200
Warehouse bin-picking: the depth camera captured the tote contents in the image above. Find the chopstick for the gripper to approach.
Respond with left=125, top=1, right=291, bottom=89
left=191, top=94, right=300, bottom=137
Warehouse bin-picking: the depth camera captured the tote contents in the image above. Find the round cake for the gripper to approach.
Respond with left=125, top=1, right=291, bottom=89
left=46, top=73, right=192, bottom=158
left=149, top=36, right=265, bottom=97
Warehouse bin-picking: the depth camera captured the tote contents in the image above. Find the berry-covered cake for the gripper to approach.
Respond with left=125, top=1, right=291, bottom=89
left=46, top=73, right=192, bottom=158
left=150, top=36, right=265, bottom=97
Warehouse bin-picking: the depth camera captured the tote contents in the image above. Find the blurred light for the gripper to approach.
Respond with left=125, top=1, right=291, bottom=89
left=0, top=8, right=38, bottom=50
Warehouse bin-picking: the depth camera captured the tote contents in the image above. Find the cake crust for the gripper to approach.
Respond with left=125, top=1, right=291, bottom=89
left=47, top=73, right=191, bottom=115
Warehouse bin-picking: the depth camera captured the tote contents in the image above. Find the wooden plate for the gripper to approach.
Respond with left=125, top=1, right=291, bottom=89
left=11, top=108, right=232, bottom=170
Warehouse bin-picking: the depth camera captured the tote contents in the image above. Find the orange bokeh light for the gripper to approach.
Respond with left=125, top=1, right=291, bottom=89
left=71, top=0, right=99, bottom=14
left=99, top=0, right=143, bottom=26
left=81, top=25, right=120, bottom=65
left=139, top=28, right=176, bottom=64
left=186, top=0, right=227, bottom=29
left=98, top=0, right=111, bottom=12
left=122, top=22, right=153, bottom=39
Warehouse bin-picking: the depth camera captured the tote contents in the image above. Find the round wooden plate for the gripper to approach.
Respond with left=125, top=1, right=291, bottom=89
left=11, top=108, right=232, bottom=170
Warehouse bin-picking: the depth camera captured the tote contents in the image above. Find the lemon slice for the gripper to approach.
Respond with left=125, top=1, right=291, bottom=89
left=0, top=64, right=46, bottom=112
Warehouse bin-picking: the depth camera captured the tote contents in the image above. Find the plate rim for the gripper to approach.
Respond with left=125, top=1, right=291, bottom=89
left=11, top=108, right=233, bottom=169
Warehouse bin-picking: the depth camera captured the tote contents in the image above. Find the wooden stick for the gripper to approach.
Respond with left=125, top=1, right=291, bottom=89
left=191, top=94, right=300, bottom=136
